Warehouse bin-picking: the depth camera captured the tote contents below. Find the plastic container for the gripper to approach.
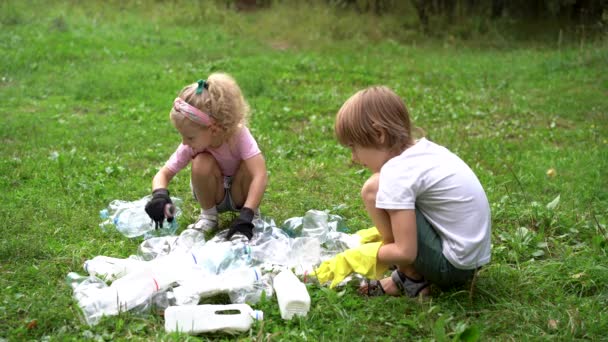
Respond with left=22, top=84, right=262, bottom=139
left=172, top=266, right=262, bottom=306
left=109, top=269, right=170, bottom=312
left=301, top=210, right=329, bottom=243
left=83, top=256, right=146, bottom=281
left=164, top=304, right=263, bottom=334
left=272, top=269, right=310, bottom=320
left=99, top=196, right=181, bottom=238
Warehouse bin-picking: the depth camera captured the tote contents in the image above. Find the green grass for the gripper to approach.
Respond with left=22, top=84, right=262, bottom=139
left=1, top=0, right=607, bottom=340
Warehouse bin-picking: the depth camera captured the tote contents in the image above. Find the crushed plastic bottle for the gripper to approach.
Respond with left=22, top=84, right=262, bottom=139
left=281, top=216, right=303, bottom=237
left=138, top=228, right=204, bottom=261
left=229, top=272, right=273, bottom=305
left=71, top=208, right=361, bottom=326
left=99, top=196, right=182, bottom=238
left=172, top=266, right=263, bottom=305
left=301, top=210, right=330, bottom=243
left=83, top=256, right=146, bottom=282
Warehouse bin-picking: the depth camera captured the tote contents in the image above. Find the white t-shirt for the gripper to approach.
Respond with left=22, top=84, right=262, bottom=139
left=376, top=138, right=491, bottom=269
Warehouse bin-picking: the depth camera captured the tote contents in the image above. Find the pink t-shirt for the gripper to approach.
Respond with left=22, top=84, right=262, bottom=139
left=164, top=126, right=261, bottom=177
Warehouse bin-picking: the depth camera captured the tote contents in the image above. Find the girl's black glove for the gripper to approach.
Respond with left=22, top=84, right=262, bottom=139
left=145, top=188, right=174, bottom=229
left=226, top=207, right=255, bottom=240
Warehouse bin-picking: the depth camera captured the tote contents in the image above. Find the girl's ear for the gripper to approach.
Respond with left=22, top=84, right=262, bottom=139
left=209, top=123, right=221, bottom=134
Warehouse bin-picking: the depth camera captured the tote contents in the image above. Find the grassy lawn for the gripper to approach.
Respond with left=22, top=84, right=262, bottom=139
left=1, top=1, right=607, bottom=340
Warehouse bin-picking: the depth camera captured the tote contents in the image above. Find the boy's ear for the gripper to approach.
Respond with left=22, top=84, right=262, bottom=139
left=372, top=123, right=386, bottom=145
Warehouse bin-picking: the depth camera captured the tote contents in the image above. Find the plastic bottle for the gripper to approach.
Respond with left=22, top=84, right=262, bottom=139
left=83, top=256, right=146, bottom=281
left=301, top=210, right=329, bottom=243
left=172, top=266, right=262, bottom=306
left=109, top=268, right=174, bottom=312
left=99, top=196, right=181, bottom=238
left=272, top=269, right=310, bottom=320
left=164, top=304, right=263, bottom=334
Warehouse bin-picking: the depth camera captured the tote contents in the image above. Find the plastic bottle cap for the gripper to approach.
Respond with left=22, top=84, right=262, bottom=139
left=252, top=310, right=264, bottom=321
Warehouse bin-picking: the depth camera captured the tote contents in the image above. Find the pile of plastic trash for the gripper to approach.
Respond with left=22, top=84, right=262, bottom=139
left=67, top=197, right=365, bottom=333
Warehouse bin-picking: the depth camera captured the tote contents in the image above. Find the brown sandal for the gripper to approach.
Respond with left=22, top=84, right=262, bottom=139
left=359, top=271, right=430, bottom=297
left=391, top=270, right=430, bottom=298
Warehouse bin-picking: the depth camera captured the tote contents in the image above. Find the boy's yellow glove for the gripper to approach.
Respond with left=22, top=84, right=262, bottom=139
left=313, top=227, right=387, bottom=288
left=356, top=226, right=383, bottom=244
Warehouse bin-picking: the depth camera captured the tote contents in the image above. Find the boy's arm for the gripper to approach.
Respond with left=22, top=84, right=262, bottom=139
left=377, top=209, right=418, bottom=266
left=242, top=153, right=268, bottom=209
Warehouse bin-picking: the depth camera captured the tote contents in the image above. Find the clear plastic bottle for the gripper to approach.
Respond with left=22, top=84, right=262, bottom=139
left=272, top=269, right=310, bottom=320
left=99, top=196, right=181, bottom=238
left=164, top=303, right=263, bottom=334
left=301, top=210, right=329, bottom=243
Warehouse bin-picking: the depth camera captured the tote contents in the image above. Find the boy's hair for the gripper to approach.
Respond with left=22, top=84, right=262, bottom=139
left=170, top=72, right=250, bottom=139
left=335, top=86, right=413, bottom=152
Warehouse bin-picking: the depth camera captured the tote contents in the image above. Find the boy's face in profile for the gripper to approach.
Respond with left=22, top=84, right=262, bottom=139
left=350, top=144, right=393, bottom=173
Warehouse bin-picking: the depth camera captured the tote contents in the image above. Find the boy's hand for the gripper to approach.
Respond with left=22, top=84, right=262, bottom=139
left=226, top=207, right=255, bottom=240
left=145, top=188, right=174, bottom=229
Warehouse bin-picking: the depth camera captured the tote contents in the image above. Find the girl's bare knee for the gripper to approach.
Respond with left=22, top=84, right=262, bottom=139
left=192, top=153, right=218, bottom=178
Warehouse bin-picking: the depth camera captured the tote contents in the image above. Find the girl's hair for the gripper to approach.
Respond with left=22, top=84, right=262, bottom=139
left=170, top=72, right=250, bottom=139
left=335, top=86, right=415, bottom=152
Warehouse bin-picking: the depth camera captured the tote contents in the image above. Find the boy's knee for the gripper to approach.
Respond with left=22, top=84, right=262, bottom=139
left=361, top=174, right=380, bottom=204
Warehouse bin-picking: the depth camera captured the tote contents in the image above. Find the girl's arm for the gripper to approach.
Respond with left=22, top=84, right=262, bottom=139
left=377, top=209, right=418, bottom=266
left=152, top=166, right=175, bottom=190
left=242, top=153, right=268, bottom=209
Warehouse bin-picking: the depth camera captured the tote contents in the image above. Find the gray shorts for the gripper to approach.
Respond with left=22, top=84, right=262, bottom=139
left=413, top=209, right=477, bottom=289
left=191, top=176, right=239, bottom=213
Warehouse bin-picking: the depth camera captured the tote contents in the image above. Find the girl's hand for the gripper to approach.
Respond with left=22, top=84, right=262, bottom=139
left=226, top=207, right=254, bottom=240
left=145, top=188, right=174, bottom=229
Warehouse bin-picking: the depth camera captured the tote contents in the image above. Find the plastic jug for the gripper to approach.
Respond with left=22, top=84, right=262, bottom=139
left=272, top=269, right=310, bottom=320
left=164, top=303, right=263, bottom=334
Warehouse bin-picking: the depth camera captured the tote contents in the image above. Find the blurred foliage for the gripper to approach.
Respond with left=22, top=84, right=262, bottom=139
left=216, top=0, right=608, bottom=42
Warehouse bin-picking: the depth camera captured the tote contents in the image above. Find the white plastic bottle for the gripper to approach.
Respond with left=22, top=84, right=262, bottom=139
left=172, top=266, right=262, bottom=305
left=164, top=304, right=263, bottom=334
left=83, top=256, right=146, bottom=281
left=109, top=268, right=174, bottom=312
left=272, top=269, right=311, bottom=320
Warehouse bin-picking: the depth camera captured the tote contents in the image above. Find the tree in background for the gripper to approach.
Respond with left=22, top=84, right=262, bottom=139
left=229, top=0, right=607, bottom=37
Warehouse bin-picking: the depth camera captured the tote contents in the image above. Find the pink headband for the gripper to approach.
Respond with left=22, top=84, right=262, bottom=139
left=173, top=97, right=215, bottom=126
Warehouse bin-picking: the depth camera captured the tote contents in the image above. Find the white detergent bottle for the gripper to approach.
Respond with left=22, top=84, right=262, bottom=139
left=164, top=303, right=263, bottom=334
left=272, top=269, right=311, bottom=320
